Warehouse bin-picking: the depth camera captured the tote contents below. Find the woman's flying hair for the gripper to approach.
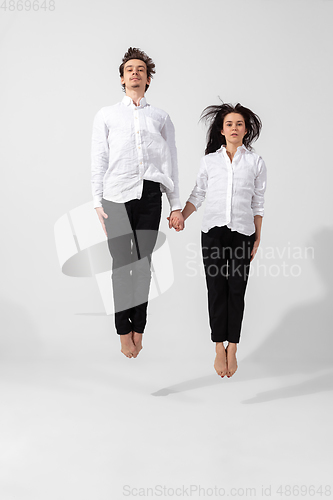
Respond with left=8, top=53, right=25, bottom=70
left=200, top=101, right=262, bottom=155
left=119, top=47, right=156, bottom=92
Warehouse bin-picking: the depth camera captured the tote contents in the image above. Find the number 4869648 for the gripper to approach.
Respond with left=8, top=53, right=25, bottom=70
left=1, top=0, right=55, bottom=10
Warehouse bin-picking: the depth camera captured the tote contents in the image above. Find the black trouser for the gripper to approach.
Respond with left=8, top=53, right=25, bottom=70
left=201, top=225, right=256, bottom=344
left=102, top=180, right=162, bottom=335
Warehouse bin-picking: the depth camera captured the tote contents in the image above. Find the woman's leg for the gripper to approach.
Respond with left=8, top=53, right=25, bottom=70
left=202, top=226, right=232, bottom=342
left=227, top=231, right=255, bottom=343
left=202, top=226, right=232, bottom=377
left=226, top=230, right=255, bottom=376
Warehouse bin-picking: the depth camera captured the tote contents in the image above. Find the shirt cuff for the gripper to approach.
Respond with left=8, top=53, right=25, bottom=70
left=168, top=198, right=182, bottom=212
left=187, top=195, right=200, bottom=211
left=93, top=198, right=103, bottom=209
left=253, top=208, right=264, bottom=217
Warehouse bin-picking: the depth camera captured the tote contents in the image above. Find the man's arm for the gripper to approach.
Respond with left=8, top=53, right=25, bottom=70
left=169, top=157, right=208, bottom=231
left=91, top=109, right=109, bottom=234
left=161, top=114, right=182, bottom=217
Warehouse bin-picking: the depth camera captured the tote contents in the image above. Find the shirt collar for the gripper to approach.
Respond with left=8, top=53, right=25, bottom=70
left=122, top=95, right=148, bottom=108
left=219, top=144, right=249, bottom=154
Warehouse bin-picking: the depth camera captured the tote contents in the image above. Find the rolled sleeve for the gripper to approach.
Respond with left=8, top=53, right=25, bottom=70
left=251, top=157, right=267, bottom=217
left=91, top=108, right=109, bottom=209
left=161, top=115, right=182, bottom=212
left=187, top=157, right=208, bottom=210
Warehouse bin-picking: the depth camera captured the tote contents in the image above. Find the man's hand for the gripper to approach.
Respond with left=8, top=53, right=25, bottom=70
left=167, top=210, right=184, bottom=232
left=250, top=238, right=260, bottom=262
left=95, top=207, right=108, bottom=236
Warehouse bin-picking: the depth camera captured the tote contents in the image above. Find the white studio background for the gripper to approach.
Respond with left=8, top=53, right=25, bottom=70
left=1, top=0, right=333, bottom=499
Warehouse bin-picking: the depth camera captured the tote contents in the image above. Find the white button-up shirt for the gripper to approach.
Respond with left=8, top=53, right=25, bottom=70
left=91, top=95, right=182, bottom=211
left=187, top=145, right=267, bottom=235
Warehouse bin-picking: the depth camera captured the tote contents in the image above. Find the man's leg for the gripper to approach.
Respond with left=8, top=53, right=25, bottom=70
left=102, top=198, right=137, bottom=357
left=129, top=180, right=162, bottom=345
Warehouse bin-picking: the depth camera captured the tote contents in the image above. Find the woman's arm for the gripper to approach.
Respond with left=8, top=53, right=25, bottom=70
left=250, top=157, right=267, bottom=261
left=251, top=215, right=263, bottom=262
left=182, top=201, right=196, bottom=221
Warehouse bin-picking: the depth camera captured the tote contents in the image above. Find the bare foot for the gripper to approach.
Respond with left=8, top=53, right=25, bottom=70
left=214, top=342, right=228, bottom=377
left=132, top=331, right=143, bottom=357
left=120, top=332, right=136, bottom=358
left=226, top=343, right=238, bottom=377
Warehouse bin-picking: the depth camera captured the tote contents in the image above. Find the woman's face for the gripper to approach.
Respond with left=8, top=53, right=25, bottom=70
left=221, top=113, right=247, bottom=147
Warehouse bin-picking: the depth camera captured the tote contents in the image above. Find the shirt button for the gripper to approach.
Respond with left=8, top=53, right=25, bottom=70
left=138, top=146, right=141, bottom=149
left=137, top=131, right=139, bottom=134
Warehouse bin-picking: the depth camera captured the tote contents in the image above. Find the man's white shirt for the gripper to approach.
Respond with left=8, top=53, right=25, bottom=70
left=91, top=95, right=181, bottom=211
left=187, top=144, right=267, bottom=235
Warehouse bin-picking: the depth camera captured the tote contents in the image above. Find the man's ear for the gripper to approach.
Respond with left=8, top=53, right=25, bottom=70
left=121, top=76, right=125, bottom=86
left=147, top=77, right=151, bottom=86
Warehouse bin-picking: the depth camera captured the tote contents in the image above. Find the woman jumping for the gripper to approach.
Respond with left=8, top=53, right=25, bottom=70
left=172, top=102, right=267, bottom=378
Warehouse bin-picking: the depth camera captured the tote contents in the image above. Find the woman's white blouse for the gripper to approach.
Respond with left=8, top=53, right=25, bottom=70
left=187, top=145, right=267, bottom=235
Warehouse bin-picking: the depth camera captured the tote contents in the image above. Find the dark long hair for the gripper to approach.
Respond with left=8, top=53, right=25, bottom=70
left=201, top=102, right=262, bottom=155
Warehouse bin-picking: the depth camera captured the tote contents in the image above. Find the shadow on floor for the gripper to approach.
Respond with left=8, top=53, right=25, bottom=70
left=152, top=227, right=333, bottom=401
left=242, top=369, right=333, bottom=404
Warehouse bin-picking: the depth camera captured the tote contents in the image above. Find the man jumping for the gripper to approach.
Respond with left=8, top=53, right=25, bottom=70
left=91, top=47, right=184, bottom=358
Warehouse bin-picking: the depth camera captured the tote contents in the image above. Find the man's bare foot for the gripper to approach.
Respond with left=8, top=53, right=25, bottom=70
left=226, top=343, right=238, bottom=377
left=132, top=331, right=143, bottom=357
left=120, top=332, right=136, bottom=358
left=214, top=342, right=228, bottom=377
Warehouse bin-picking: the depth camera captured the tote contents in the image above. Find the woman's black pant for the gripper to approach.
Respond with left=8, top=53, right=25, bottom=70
left=201, top=225, right=255, bottom=344
left=102, top=180, right=162, bottom=335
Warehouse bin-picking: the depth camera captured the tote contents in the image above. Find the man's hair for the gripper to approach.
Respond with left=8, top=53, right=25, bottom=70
left=201, top=101, right=262, bottom=154
left=119, top=47, right=156, bottom=92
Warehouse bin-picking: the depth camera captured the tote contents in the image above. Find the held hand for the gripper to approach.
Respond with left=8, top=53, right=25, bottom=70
left=250, top=238, right=260, bottom=262
left=167, top=210, right=185, bottom=231
left=95, top=207, right=108, bottom=236
left=167, top=217, right=185, bottom=231
left=167, top=216, right=183, bottom=231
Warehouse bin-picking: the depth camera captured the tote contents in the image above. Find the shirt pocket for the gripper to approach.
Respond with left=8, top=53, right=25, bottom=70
left=235, top=168, right=255, bottom=190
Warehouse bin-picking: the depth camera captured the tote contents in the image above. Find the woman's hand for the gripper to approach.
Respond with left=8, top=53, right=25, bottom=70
left=167, top=210, right=185, bottom=231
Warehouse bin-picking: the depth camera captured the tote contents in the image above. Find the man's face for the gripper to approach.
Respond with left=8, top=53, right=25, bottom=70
left=121, top=59, right=150, bottom=94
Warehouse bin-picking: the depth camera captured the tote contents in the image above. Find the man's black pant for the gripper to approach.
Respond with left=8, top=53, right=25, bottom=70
left=102, top=180, right=162, bottom=335
left=201, top=225, right=256, bottom=344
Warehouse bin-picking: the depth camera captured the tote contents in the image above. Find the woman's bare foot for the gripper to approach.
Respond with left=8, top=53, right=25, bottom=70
left=132, top=331, right=143, bottom=357
left=120, top=332, right=136, bottom=358
left=226, top=343, right=238, bottom=377
left=214, top=342, right=228, bottom=377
